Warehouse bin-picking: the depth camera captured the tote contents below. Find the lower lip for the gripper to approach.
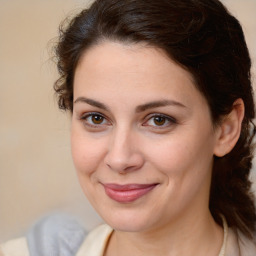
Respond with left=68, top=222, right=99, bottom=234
left=103, top=184, right=157, bottom=203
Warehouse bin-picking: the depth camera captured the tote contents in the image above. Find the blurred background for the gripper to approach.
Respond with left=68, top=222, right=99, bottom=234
left=0, top=0, right=256, bottom=242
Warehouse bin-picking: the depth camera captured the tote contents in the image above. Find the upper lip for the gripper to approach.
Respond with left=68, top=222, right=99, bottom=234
left=102, top=183, right=158, bottom=191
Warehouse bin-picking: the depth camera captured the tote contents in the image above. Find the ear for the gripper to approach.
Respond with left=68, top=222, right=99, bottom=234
left=214, top=98, right=244, bottom=157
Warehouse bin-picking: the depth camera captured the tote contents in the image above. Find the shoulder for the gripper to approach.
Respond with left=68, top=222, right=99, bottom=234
left=0, top=214, right=88, bottom=256
left=227, top=227, right=256, bottom=256
left=76, top=224, right=113, bottom=256
left=27, top=213, right=87, bottom=256
left=0, top=237, right=29, bottom=256
left=237, top=230, right=256, bottom=256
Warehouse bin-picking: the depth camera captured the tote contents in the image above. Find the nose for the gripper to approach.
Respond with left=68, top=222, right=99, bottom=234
left=104, top=127, right=144, bottom=174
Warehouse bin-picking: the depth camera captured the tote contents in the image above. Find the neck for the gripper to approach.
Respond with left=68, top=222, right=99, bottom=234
left=105, top=210, right=223, bottom=256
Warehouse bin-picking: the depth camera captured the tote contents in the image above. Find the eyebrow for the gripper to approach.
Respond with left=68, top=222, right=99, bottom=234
left=135, top=100, right=186, bottom=112
left=74, top=97, right=109, bottom=111
left=74, top=97, right=186, bottom=112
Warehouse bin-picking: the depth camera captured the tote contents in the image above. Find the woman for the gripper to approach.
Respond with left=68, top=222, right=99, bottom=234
left=1, top=0, right=256, bottom=255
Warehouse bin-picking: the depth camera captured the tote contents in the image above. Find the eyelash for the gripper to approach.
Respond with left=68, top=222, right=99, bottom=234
left=79, top=112, right=110, bottom=128
left=78, top=112, right=177, bottom=130
left=143, top=114, right=177, bottom=128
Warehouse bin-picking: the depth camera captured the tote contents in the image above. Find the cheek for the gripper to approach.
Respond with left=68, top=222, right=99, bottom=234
left=144, top=136, right=194, bottom=171
left=71, top=129, right=106, bottom=177
left=147, top=137, right=214, bottom=214
left=146, top=131, right=215, bottom=184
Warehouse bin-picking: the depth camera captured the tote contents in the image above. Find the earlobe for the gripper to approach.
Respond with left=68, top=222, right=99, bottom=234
left=214, top=98, right=244, bottom=157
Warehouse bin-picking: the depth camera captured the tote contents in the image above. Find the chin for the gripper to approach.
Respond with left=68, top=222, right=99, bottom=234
left=108, top=220, right=151, bottom=233
left=99, top=208, right=159, bottom=233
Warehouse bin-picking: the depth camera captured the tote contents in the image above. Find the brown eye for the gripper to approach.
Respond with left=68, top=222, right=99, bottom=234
left=153, top=116, right=166, bottom=126
left=91, top=114, right=104, bottom=124
left=80, top=113, right=109, bottom=127
left=143, top=114, right=177, bottom=129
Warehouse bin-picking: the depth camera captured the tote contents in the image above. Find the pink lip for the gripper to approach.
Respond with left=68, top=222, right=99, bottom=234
left=102, top=183, right=158, bottom=203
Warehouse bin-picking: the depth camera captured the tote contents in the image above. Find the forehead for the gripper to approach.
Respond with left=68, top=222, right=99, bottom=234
left=75, top=42, right=193, bottom=87
left=76, top=41, right=193, bottom=77
left=73, top=41, right=208, bottom=111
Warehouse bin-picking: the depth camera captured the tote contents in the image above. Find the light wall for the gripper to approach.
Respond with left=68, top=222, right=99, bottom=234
left=0, top=0, right=256, bottom=242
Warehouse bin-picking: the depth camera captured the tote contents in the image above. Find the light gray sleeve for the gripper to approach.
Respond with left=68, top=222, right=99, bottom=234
left=26, top=214, right=87, bottom=256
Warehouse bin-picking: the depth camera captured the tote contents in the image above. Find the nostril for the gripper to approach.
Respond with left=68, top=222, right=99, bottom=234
left=104, top=152, right=144, bottom=173
left=104, top=132, right=145, bottom=173
left=118, top=165, right=139, bottom=174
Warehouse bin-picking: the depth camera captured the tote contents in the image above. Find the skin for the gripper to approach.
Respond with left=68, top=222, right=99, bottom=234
left=71, top=41, right=243, bottom=256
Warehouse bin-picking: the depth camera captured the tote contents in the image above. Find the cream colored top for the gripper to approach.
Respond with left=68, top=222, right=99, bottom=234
left=1, top=224, right=256, bottom=256
left=0, top=237, right=29, bottom=256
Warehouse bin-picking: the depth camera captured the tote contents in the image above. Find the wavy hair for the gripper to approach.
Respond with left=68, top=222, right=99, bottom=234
left=54, top=0, right=256, bottom=238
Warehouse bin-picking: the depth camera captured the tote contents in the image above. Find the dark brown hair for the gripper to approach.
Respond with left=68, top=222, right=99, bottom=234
left=54, top=0, right=256, bottom=238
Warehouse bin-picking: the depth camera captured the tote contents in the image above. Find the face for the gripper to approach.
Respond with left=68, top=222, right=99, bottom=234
left=72, top=41, right=219, bottom=233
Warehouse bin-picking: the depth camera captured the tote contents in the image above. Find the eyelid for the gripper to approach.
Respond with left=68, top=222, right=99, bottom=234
left=79, top=112, right=111, bottom=127
left=143, top=113, right=177, bottom=128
